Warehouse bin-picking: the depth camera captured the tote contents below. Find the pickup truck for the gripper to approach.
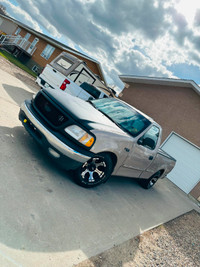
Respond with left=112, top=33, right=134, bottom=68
left=36, top=52, right=113, bottom=100
left=19, top=88, right=176, bottom=189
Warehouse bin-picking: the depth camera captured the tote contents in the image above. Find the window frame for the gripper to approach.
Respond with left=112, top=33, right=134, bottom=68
left=40, top=44, right=55, bottom=60
left=15, top=27, right=21, bottom=35
left=32, top=65, right=40, bottom=73
left=137, top=125, right=160, bottom=150
left=74, top=67, right=96, bottom=85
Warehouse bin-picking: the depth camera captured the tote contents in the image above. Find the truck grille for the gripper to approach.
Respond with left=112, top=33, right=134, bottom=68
left=34, top=93, right=68, bottom=127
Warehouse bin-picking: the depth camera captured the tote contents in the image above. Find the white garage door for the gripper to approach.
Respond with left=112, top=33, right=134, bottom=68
left=161, top=132, right=200, bottom=194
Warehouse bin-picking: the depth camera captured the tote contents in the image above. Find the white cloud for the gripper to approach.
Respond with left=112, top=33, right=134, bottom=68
left=1, top=0, right=42, bottom=32
left=2, top=0, right=200, bottom=87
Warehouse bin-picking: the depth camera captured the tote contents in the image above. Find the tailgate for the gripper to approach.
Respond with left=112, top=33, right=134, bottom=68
left=40, top=64, right=66, bottom=89
left=39, top=65, right=83, bottom=97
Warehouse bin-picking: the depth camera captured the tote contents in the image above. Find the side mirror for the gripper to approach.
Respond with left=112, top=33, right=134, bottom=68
left=137, top=138, right=143, bottom=145
left=137, top=137, right=156, bottom=150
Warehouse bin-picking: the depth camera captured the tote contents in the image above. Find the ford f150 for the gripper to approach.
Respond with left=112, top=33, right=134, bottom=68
left=19, top=88, right=176, bottom=189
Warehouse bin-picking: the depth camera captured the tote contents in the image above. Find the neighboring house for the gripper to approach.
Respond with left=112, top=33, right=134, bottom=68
left=119, top=75, right=200, bottom=201
left=0, top=15, right=16, bottom=35
left=0, top=13, right=107, bottom=85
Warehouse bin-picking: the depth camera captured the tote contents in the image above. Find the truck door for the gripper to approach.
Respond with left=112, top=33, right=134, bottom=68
left=122, top=126, right=160, bottom=177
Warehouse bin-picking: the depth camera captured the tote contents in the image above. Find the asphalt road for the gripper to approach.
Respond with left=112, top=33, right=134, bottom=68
left=0, top=69, right=197, bottom=267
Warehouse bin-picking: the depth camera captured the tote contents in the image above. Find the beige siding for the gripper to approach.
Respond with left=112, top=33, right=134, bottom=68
left=0, top=17, right=17, bottom=34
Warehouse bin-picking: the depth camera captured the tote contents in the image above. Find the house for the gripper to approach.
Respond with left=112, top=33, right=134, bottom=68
left=119, top=75, right=200, bottom=201
left=0, top=13, right=107, bottom=86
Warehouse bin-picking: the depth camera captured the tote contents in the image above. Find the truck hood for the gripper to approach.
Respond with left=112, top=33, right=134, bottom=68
left=44, top=88, right=129, bottom=136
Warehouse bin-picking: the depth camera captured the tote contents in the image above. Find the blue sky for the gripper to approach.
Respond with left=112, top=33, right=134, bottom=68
left=2, top=0, right=200, bottom=90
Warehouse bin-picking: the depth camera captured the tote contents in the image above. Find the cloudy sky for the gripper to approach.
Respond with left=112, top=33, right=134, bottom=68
left=2, top=0, right=200, bottom=90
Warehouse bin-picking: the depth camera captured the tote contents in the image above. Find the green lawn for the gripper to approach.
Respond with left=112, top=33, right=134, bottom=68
left=0, top=49, right=37, bottom=78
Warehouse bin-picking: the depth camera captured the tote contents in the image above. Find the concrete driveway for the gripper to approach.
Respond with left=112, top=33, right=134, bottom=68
left=0, top=69, right=197, bottom=267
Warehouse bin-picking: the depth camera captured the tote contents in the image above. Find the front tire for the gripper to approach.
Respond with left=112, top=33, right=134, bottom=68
left=139, top=171, right=161, bottom=189
left=74, top=153, right=113, bottom=188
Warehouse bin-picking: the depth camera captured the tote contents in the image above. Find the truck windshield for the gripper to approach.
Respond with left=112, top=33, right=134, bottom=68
left=91, top=98, right=151, bottom=137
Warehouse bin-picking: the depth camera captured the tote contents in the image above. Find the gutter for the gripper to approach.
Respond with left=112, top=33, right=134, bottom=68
left=119, top=75, right=200, bottom=96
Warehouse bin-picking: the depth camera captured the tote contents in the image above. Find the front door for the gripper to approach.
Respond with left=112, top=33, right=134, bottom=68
left=121, top=125, right=160, bottom=177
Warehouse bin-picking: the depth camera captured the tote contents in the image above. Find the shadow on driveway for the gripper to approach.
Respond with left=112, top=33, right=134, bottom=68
left=2, top=83, right=34, bottom=107
left=0, top=124, right=195, bottom=264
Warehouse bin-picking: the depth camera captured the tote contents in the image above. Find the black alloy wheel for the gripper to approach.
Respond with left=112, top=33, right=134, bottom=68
left=139, top=171, right=161, bottom=189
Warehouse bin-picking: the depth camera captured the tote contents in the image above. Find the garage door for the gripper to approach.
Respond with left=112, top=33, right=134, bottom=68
left=161, top=132, right=200, bottom=194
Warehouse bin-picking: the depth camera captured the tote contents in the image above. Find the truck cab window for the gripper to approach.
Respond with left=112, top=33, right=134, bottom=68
left=80, top=82, right=101, bottom=99
left=138, top=126, right=160, bottom=150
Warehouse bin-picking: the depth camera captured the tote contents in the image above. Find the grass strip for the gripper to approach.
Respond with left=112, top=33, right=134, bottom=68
left=0, top=49, right=37, bottom=78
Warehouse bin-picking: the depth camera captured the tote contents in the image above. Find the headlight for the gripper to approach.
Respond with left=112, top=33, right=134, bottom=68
left=64, top=125, right=94, bottom=147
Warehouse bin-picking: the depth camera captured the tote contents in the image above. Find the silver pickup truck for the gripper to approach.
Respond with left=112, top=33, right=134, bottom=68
left=19, top=88, right=176, bottom=189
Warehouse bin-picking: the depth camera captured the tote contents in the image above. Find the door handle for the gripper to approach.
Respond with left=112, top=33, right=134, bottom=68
left=149, top=156, right=154, bottom=160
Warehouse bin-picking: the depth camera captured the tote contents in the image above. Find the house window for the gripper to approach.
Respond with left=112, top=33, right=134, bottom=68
left=41, top=44, right=55, bottom=60
left=15, top=27, right=21, bottom=35
left=32, top=65, right=40, bottom=74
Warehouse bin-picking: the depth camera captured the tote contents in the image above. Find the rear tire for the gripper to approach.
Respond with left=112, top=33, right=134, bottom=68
left=74, top=153, right=113, bottom=188
left=139, top=171, right=161, bottom=189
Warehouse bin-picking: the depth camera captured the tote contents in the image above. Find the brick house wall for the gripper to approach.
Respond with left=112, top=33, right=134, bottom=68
left=0, top=14, right=105, bottom=80
left=189, top=181, right=200, bottom=200
left=12, top=26, right=102, bottom=78
left=16, top=28, right=62, bottom=66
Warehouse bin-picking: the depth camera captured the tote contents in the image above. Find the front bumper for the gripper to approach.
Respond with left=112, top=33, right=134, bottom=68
left=19, top=101, right=91, bottom=170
